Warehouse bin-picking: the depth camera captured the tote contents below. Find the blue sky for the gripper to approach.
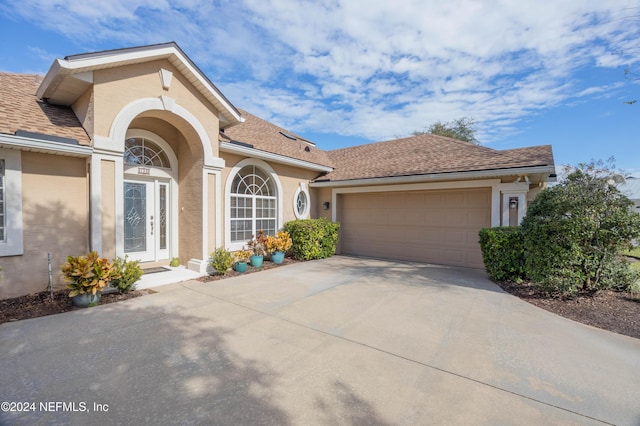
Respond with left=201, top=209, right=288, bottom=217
left=1, top=1, right=639, bottom=173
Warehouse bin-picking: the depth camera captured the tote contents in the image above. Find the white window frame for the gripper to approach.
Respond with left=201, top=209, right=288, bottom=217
left=0, top=148, right=24, bottom=256
left=225, top=158, right=283, bottom=251
left=293, top=183, right=310, bottom=219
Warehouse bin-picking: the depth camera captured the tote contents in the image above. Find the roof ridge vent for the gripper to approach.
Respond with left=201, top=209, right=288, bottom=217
left=279, top=131, right=297, bottom=140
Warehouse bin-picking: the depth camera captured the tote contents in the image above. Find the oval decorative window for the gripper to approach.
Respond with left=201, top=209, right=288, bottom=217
left=293, top=186, right=310, bottom=219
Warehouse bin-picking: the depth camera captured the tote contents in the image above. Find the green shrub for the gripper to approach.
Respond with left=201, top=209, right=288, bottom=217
left=522, top=164, right=640, bottom=294
left=111, top=255, right=143, bottom=293
left=478, top=227, right=526, bottom=282
left=283, top=218, right=340, bottom=260
left=210, top=248, right=234, bottom=274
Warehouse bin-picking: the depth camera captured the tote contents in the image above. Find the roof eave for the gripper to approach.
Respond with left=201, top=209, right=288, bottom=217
left=0, top=133, right=93, bottom=157
left=310, top=165, right=556, bottom=188
left=220, top=141, right=333, bottom=173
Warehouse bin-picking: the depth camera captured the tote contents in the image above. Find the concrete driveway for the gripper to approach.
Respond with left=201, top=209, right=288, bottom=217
left=1, top=256, right=639, bottom=425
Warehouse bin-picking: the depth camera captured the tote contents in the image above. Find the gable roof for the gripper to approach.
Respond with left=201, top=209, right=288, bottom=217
left=36, top=42, right=243, bottom=128
left=220, top=109, right=333, bottom=170
left=322, top=133, right=554, bottom=182
left=0, top=57, right=554, bottom=182
left=0, top=72, right=90, bottom=145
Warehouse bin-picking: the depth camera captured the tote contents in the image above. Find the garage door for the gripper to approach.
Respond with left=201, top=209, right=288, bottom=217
left=339, top=188, right=491, bottom=268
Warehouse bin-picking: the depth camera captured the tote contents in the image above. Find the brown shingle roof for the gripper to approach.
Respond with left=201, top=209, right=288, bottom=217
left=1, top=73, right=553, bottom=181
left=220, top=109, right=333, bottom=168
left=323, top=133, right=554, bottom=181
left=0, top=73, right=90, bottom=145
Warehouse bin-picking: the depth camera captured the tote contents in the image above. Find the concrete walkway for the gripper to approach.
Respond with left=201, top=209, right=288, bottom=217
left=1, top=256, right=639, bottom=425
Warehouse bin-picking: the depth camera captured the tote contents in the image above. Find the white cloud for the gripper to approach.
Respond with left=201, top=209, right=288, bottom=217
left=4, top=0, right=640, bottom=145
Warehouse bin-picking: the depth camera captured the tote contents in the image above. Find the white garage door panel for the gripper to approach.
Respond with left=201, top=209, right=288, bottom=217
left=340, top=188, right=491, bottom=268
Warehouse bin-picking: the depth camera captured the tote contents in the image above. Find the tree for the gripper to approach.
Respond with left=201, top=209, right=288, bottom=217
left=521, top=161, right=640, bottom=294
left=413, top=117, right=479, bottom=144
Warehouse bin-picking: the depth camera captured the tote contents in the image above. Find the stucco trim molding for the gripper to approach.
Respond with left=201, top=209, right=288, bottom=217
left=103, top=97, right=224, bottom=169
left=499, top=182, right=530, bottom=226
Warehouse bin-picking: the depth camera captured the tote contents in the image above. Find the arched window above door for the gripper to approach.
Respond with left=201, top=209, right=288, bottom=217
left=124, top=137, right=170, bottom=168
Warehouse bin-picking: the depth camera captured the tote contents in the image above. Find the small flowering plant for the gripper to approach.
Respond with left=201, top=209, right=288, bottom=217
left=264, top=231, right=293, bottom=254
left=247, top=230, right=268, bottom=256
left=235, top=249, right=252, bottom=263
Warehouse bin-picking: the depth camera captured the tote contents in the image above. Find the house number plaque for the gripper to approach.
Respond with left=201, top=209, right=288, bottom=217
left=138, top=167, right=150, bottom=175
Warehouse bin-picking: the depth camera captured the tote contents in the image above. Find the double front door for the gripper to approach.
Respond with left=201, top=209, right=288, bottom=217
left=123, top=179, right=170, bottom=262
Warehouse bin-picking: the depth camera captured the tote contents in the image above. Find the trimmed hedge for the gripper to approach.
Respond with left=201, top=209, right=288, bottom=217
left=478, top=226, right=526, bottom=282
left=282, top=218, right=340, bottom=260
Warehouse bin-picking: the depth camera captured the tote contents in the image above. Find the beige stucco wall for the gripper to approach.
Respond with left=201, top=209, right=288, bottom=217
left=129, top=117, right=181, bottom=154
left=0, top=152, right=88, bottom=299
left=178, top=133, right=203, bottom=263
left=101, top=160, right=116, bottom=259
left=71, top=87, right=94, bottom=142
left=311, top=187, right=333, bottom=220
left=92, top=60, right=222, bottom=157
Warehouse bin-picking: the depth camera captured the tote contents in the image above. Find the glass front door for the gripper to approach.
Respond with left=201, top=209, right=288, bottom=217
left=124, top=180, right=169, bottom=262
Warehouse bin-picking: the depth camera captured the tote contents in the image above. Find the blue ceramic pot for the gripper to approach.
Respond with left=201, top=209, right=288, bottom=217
left=250, top=255, right=263, bottom=268
left=271, top=251, right=285, bottom=264
left=235, top=261, right=248, bottom=273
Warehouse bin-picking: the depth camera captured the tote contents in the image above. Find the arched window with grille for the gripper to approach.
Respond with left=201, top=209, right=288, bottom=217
left=124, top=137, right=170, bottom=168
left=229, top=165, right=277, bottom=242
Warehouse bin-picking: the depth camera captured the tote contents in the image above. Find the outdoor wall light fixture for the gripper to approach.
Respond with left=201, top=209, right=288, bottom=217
left=323, top=201, right=330, bottom=210
left=509, top=197, right=518, bottom=210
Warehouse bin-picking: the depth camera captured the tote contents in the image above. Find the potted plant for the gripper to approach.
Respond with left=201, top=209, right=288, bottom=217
left=62, top=251, right=116, bottom=308
left=265, top=231, right=293, bottom=264
left=247, top=230, right=267, bottom=268
left=234, top=249, right=252, bottom=273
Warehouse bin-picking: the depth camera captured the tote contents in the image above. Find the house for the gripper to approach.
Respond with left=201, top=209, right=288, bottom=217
left=0, top=42, right=555, bottom=299
left=618, top=177, right=640, bottom=211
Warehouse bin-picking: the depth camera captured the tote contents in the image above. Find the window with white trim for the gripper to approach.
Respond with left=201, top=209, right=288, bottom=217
left=293, top=185, right=310, bottom=219
left=0, top=148, right=23, bottom=256
left=0, top=159, right=5, bottom=242
left=230, top=165, right=277, bottom=242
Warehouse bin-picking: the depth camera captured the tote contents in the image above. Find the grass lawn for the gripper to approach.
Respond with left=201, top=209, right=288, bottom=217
left=624, top=246, right=640, bottom=259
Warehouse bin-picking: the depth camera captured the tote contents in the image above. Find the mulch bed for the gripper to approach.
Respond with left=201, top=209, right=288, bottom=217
left=0, top=289, right=152, bottom=324
left=197, top=258, right=299, bottom=283
left=1, top=258, right=299, bottom=324
left=495, top=280, right=640, bottom=339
